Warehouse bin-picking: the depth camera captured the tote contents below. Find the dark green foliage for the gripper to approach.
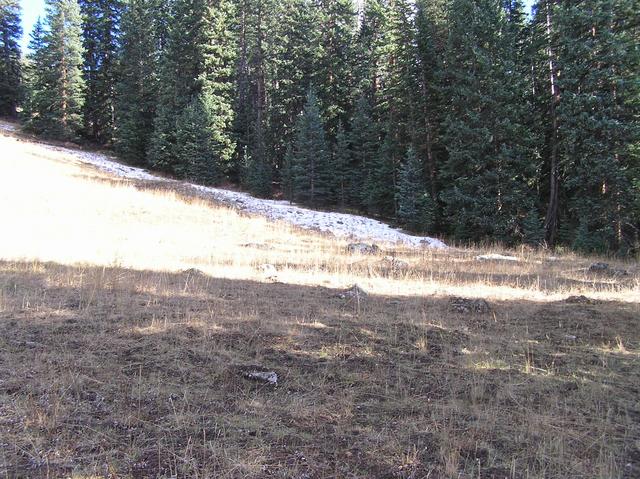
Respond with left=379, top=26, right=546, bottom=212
left=24, top=0, right=85, bottom=140
left=0, top=0, right=22, bottom=117
left=522, top=209, right=545, bottom=246
left=315, top=0, right=357, bottom=139
left=175, top=94, right=221, bottom=185
left=267, top=0, right=323, bottom=169
left=17, top=0, right=640, bottom=254
left=396, top=147, right=434, bottom=232
left=556, top=0, right=639, bottom=251
left=331, top=122, right=351, bottom=208
left=362, top=136, right=396, bottom=217
left=149, top=0, right=236, bottom=177
left=348, top=95, right=379, bottom=210
left=440, top=0, right=538, bottom=244
left=243, top=119, right=272, bottom=198
left=80, top=0, right=122, bottom=143
left=22, top=19, right=46, bottom=130
left=114, top=0, right=161, bottom=165
left=282, top=143, right=295, bottom=202
left=291, top=89, right=332, bottom=206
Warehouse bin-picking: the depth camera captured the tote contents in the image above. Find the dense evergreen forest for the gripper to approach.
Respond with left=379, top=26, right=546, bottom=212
left=1, top=0, right=638, bottom=253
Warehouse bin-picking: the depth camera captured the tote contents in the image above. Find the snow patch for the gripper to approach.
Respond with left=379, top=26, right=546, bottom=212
left=30, top=137, right=448, bottom=248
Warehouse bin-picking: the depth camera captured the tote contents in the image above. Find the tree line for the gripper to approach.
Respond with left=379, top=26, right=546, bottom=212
left=0, top=0, right=638, bottom=254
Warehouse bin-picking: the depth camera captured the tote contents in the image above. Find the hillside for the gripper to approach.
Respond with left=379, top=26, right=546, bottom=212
left=0, top=126, right=639, bottom=478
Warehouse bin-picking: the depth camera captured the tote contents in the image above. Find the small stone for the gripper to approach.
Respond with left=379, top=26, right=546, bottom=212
left=245, top=371, right=278, bottom=386
left=379, top=256, right=410, bottom=272
left=588, top=262, right=610, bottom=273
left=564, top=295, right=599, bottom=305
left=338, top=284, right=368, bottom=300
left=449, top=297, right=491, bottom=314
left=346, top=243, right=380, bottom=255
left=260, top=264, right=278, bottom=281
left=182, top=268, right=206, bottom=277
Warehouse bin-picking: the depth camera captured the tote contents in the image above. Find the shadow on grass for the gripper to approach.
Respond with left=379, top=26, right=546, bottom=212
left=0, top=260, right=638, bottom=478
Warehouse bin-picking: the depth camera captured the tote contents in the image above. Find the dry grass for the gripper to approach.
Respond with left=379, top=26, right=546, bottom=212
left=0, top=124, right=639, bottom=478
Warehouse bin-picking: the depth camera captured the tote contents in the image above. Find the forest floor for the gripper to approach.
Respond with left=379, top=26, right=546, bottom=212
left=0, top=122, right=639, bottom=478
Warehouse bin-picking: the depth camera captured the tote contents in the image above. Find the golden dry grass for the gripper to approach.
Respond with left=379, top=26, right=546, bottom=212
left=0, top=123, right=639, bottom=478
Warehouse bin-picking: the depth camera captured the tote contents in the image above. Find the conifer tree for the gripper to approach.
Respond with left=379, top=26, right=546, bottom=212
left=175, top=94, right=222, bottom=185
left=555, top=0, right=639, bottom=252
left=362, top=135, right=396, bottom=217
left=316, top=0, right=357, bottom=139
left=267, top=0, right=323, bottom=168
left=24, top=0, right=85, bottom=140
left=233, top=0, right=275, bottom=192
left=349, top=95, right=379, bottom=209
left=396, top=147, right=435, bottom=233
left=0, top=0, right=22, bottom=117
left=114, top=0, right=161, bottom=165
left=440, top=0, right=538, bottom=243
left=332, top=121, right=351, bottom=208
left=414, top=0, right=447, bottom=203
left=150, top=0, right=236, bottom=179
left=291, top=88, right=332, bottom=206
left=22, top=19, right=47, bottom=130
left=80, top=0, right=122, bottom=144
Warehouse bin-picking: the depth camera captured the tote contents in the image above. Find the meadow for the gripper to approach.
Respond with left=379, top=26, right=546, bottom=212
left=0, top=125, right=638, bottom=478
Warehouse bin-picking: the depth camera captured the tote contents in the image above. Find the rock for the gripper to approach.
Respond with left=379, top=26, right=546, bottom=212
left=564, top=295, right=600, bottom=305
left=588, top=262, right=610, bottom=273
left=587, top=263, right=629, bottom=277
left=379, top=256, right=410, bottom=272
left=564, top=334, right=578, bottom=341
left=347, top=243, right=380, bottom=255
left=338, top=284, right=368, bottom=300
left=476, top=254, right=520, bottom=262
left=260, top=264, right=278, bottom=281
left=244, top=370, right=278, bottom=386
left=449, top=297, right=491, bottom=314
left=182, top=268, right=207, bottom=277
left=241, top=242, right=273, bottom=250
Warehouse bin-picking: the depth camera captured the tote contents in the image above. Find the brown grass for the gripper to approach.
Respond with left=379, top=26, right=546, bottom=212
left=0, top=123, right=639, bottom=478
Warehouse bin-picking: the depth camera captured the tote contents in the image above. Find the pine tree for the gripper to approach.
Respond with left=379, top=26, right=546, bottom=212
left=291, top=88, right=332, bottom=206
left=282, top=143, right=295, bottom=202
left=362, top=135, right=396, bottom=217
left=531, top=0, right=639, bottom=252
left=80, top=0, right=122, bottom=144
left=22, top=19, right=47, bottom=131
left=149, top=0, right=236, bottom=179
left=555, top=0, right=639, bottom=252
left=348, top=95, right=379, bottom=210
left=332, top=121, right=351, bottom=208
left=316, top=0, right=357, bottom=139
left=175, top=94, right=222, bottom=185
left=396, top=147, right=434, bottom=232
left=414, top=0, right=447, bottom=204
left=267, top=0, right=323, bottom=171
left=114, top=0, right=161, bottom=165
left=440, top=0, right=538, bottom=243
left=0, top=0, right=22, bottom=117
left=232, top=0, right=274, bottom=190
left=24, top=0, right=86, bottom=140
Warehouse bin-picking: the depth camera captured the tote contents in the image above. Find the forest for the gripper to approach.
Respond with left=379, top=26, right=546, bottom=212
left=0, top=0, right=638, bottom=254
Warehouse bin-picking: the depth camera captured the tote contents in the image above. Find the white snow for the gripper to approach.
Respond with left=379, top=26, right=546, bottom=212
left=4, top=124, right=446, bottom=248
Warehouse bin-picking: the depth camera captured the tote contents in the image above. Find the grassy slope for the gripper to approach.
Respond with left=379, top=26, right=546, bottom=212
left=0, top=124, right=639, bottom=478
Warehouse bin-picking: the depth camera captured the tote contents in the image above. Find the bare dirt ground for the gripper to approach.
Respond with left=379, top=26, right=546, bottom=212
left=0, top=123, right=639, bottom=478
